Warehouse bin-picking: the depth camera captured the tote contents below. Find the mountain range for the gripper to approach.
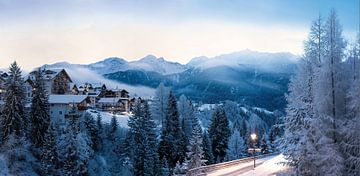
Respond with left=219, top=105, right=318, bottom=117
left=41, top=50, right=298, bottom=110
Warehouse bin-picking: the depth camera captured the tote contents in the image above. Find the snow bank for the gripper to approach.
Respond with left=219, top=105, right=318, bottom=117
left=87, top=110, right=130, bottom=128
left=242, top=154, right=289, bottom=176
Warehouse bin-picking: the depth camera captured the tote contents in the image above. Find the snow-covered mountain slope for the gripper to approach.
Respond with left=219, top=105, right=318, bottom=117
left=87, top=57, right=128, bottom=75
left=187, top=49, right=298, bottom=73
left=40, top=50, right=298, bottom=108
left=86, top=55, right=187, bottom=75
left=128, top=55, right=186, bottom=75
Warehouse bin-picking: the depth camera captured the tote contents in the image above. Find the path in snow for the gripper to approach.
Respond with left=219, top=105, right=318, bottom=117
left=208, top=154, right=288, bottom=176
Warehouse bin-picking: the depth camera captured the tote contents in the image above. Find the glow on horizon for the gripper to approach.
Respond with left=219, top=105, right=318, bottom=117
left=0, top=21, right=308, bottom=70
left=0, top=0, right=358, bottom=70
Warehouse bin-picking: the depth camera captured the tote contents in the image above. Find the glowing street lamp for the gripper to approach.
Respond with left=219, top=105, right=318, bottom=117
left=251, top=133, right=257, bottom=169
left=251, top=133, right=257, bottom=141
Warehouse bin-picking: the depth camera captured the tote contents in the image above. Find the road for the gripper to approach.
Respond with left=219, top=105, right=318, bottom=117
left=207, top=154, right=289, bottom=176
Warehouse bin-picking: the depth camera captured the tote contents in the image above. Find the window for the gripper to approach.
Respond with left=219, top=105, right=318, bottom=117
left=59, top=111, right=62, bottom=115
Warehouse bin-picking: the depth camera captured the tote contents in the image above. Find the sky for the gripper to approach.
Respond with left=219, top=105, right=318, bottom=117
left=0, top=0, right=359, bottom=70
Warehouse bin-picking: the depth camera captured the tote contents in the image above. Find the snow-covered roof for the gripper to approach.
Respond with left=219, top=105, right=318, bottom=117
left=49, top=95, right=88, bottom=104
left=98, top=97, right=121, bottom=103
left=29, top=69, right=72, bottom=82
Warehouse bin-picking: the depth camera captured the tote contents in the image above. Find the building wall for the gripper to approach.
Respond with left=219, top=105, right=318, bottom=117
left=50, top=104, right=68, bottom=126
left=50, top=103, right=86, bottom=125
left=51, top=71, right=71, bottom=94
left=24, top=82, right=33, bottom=103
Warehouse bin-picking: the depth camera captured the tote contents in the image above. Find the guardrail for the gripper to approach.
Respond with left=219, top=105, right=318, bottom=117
left=186, top=153, right=279, bottom=176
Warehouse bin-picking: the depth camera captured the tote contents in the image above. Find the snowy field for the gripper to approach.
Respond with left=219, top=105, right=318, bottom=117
left=87, top=110, right=131, bottom=128
left=208, top=154, right=289, bottom=176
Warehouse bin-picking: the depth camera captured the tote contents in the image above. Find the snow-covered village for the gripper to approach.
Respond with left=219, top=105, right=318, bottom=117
left=0, top=0, right=359, bottom=176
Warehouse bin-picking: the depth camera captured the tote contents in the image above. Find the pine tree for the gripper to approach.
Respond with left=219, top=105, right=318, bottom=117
left=177, top=95, right=194, bottom=142
left=127, top=100, right=144, bottom=175
left=282, top=57, right=319, bottom=173
left=208, top=107, right=231, bottom=163
left=108, top=115, right=118, bottom=142
left=314, top=10, right=346, bottom=175
left=159, top=158, right=170, bottom=176
left=152, top=82, right=169, bottom=124
left=62, top=109, right=90, bottom=176
left=83, top=112, right=101, bottom=152
left=95, top=112, right=103, bottom=151
left=226, top=130, right=246, bottom=161
left=63, top=111, right=81, bottom=176
left=30, top=69, right=50, bottom=148
left=1, top=62, right=26, bottom=141
left=343, top=35, right=360, bottom=175
left=159, top=91, right=186, bottom=168
left=41, top=123, right=60, bottom=175
left=143, top=101, right=159, bottom=176
left=202, top=131, right=214, bottom=164
left=126, top=100, right=160, bottom=176
left=282, top=10, right=348, bottom=175
left=185, top=116, right=205, bottom=174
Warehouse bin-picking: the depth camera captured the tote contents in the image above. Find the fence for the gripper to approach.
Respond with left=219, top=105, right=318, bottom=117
left=186, top=153, right=278, bottom=176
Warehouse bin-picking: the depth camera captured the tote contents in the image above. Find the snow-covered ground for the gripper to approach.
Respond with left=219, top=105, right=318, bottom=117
left=241, top=154, right=289, bottom=176
left=87, top=110, right=131, bottom=128
left=208, top=154, right=289, bottom=176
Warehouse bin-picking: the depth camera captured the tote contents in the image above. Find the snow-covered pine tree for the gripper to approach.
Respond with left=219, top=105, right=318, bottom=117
left=304, top=14, right=326, bottom=68
left=208, top=107, right=231, bottom=163
left=282, top=52, right=319, bottom=174
left=1, top=134, right=37, bottom=175
left=152, top=82, right=170, bottom=125
left=343, top=35, right=360, bottom=175
left=173, top=161, right=186, bottom=176
left=142, top=101, right=160, bottom=176
left=30, top=69, right=50, bottom=148
left=226, top=130, right=246, bottom=161
left=96, top=112, right=103, bottom=133
left=185, top=116, right=205, bottom=174
left=127, top=100, right=144, bottom=175
left=178, top=95, right=194, bottom=142
left=1, top=62, right=26, bottom=141
left=0, top=63, right=37, bottom=175
left=83, top=112, right=101, bottom=152
left=223, top=100, right=241, bottom=122
left=159, top=91, right=186, bottom=168
left=283, top=10, right=348, bottom=175
left=159, top=158, right=170, bottom=176
left=108, top=115, right=118, bottom=142
left=96, top=112, right=103, bottom=150
left=63, top=110, right=81, bottom=176
left=313, top=10, right=346, bottom=175
left=202, top=131, right=214, bottom=165
left=62, top=107, right=92, bottom=176
left=126, top=99, right=159, bottom=176
left=41, top=123, right=60, bottom=175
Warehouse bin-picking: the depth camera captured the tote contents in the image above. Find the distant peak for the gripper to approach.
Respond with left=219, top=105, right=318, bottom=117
left=141, top=54, right=158, bottom=61
left=139, top=55, right=169, bottom=63
left=103, top=57, right=126, bottom=63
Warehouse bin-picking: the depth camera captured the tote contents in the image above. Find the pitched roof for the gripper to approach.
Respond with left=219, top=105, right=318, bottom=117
left=30, top=69, right=73, bottom=83
left=49, top=95, right=88, bottom=104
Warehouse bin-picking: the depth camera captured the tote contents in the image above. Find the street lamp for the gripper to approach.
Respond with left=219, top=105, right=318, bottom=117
left=251, top=133, right=257, bottom=169
left=251, top=133, right=257, bottom=141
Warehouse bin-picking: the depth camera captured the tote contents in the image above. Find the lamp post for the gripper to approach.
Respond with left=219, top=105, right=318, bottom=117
left=251, top=133, right=257, bottom=169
